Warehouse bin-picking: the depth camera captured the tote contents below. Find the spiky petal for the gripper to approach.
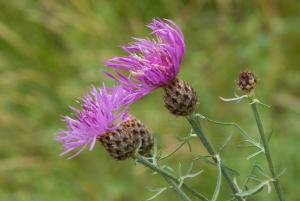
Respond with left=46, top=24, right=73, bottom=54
left=105, top=18, right=186, bottom=98
left=56, top=85, right=134, bottom=159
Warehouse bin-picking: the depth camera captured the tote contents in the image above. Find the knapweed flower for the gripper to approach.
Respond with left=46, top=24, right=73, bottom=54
left=237, top=71, right=257, bottom=94
left=57, top=85, right=153, bottom=160
left=105, top=18, right=197, bottom=116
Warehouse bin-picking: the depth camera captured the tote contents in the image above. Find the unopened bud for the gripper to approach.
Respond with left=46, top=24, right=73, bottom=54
left=237, top=71, right=257, bottom=93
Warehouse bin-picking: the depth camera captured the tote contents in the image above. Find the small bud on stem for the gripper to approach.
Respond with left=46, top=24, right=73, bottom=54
left=237, top=71, right=257, bottom=93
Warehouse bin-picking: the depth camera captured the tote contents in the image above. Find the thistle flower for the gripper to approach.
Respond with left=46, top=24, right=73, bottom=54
left=105, top=18, right=198, bottom=116
left=57, top=85, right=153, bottom=160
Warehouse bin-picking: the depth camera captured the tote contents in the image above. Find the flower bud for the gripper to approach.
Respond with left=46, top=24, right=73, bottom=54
left=98, top=117, right=153, bottom=160
left=163, top=78, right=198, bottom=116
left=237, top=71, right=257, bottom=93
left=123, top=117, right=154, bottom=156
left=98, top=125, right=137, bottom=160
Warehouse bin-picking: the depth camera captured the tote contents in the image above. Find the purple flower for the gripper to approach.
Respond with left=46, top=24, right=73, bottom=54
left=57, top=85, right=134, bottom=159
left=105, top=18, right=185, bottom=98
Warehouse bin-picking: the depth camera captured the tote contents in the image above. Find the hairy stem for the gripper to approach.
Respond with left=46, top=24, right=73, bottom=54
left=134, top=154, right=208, bottom=201
left=250, top=102, right=285, bottom=201
left=186, top=115, right=244, bottom=201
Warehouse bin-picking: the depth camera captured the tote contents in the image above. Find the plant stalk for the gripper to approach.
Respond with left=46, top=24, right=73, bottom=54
left=250, top=102, right=285, bottom=201
left=163, top=175, right=192, bottom=201
left=135, top=154, right=208, bottom=201
left=187, top=115, right=244, bottom=201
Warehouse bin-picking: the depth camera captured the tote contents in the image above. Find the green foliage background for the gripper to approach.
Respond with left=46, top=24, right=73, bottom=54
left=0, top=0, right=299, bottom=200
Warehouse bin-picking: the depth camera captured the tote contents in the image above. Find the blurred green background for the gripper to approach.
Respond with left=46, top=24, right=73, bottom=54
left=0, top=0, right=300, bottom=200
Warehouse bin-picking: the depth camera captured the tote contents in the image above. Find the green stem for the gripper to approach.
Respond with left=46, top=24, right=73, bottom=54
left=163, top=175, right=192, bottom=201
left=186, top=115, right=244, bottom=201
left=250, top=102, right=285, bottom=201
left=135, top=154, right=208, bottom=201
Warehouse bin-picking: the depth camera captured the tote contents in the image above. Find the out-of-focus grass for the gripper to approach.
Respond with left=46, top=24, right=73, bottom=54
left=0, top=0, right=299, bottom=200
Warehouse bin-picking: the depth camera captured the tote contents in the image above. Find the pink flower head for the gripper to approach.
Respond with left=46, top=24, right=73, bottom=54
left=57, top=85, right=134, bottom=159
left=105, top=18, right=185, bottom=98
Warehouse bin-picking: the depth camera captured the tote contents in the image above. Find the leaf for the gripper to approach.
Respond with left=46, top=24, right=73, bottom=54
left=276, top=168, right=287, bottom=179
left=178, top=162, right=182, bottom=177
left=219, top=94, right=248, bottom=103
left=181, top=170, right=204, bottom=181
left=252, top=99, right=271, bottom=108
left=236, top=180, right=269, bottom=197
left=194, top=113, right=206, bottom=119
left=222, top=164, right=240, bottom=177
left=247, top=150, right=264, bottom=160
left=226, top=197, right=236, bottom=201
left=254, top=165, right=270, bottom=178
left=219, top=133, right=233, bottom=153
left=267, top=182, right=272, bottom=193
left=194, top=155, right=215, bottom=166
left=160, top=142, right=185, bottom=160
left=148, top=186, right=167, bottom=192
left=211, top=158, right=222, bottom=201
left=247, top=176, right=262, bottom=182
left=187, top=141, right=192, bottom=152
left=237, top=142, right=257, bottom=148
left=267, top=130, right=274, bottom=143
left=161, top=165, right=175, bottom=174
left=177, top=136, right=185, bottom=142
left=177, top=161, right=204, bottom=189
left=146, top=187, right=168, bottom=200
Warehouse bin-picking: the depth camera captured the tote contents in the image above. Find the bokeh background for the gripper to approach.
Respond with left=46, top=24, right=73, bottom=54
left=1, top=0, right=300, bottom=200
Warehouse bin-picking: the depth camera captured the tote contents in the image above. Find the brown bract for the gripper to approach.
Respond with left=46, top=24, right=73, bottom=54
left=123, top=118, right=154, bottom=156
left=98, top=117, right=153, bottom=160
left=237, top=71, right=257, bottom=93
left=163, top=78, right=198, bottom=116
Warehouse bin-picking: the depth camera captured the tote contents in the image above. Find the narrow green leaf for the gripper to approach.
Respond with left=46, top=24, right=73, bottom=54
left=194, top=155, right=215, bottom=166
left=267, top=130, right=274, bottom=143
left=147, top=187, right=168, bottom=200
left=254, top=165, right=270, bottom=178
left=178, top=162, right=183, bottom=177
left=219, top=133, right=233, bottom=153
left=236, top=180, right=269, bottom=197
left=211, top=159, right=222, bottom=201
left=276, top=168, right=287, bottom=179
left=247, top=150, right=264, bottom=160
left=187, top=162, right=194, bottom=174
left=222, top=164, right=240, bottom=177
